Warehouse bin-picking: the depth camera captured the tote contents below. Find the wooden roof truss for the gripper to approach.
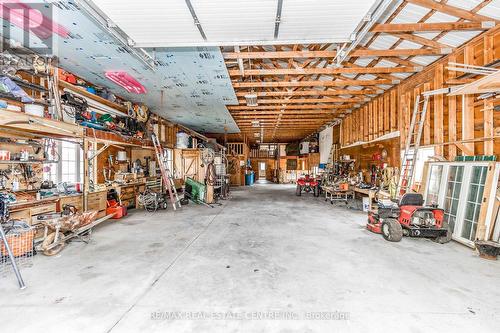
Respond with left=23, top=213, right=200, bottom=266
left=222, top=0, right=498, bottom=143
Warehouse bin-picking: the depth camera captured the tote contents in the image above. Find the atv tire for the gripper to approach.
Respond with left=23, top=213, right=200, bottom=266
left=381, top=218, right=403, bottom=242
left=295, top=185, right=302, bottom=196
left=433, top=220, right=452, bottom=244
left=313, top=185, right=320, bottom=197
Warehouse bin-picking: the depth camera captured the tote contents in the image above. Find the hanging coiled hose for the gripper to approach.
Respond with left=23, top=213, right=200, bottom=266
left=205, top=162, right=216, bottom=186
left=138, top=190, right=159, bottom=212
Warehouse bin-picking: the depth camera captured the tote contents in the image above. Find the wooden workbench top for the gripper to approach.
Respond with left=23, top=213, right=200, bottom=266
left=8, top=193, right=84, bottom=209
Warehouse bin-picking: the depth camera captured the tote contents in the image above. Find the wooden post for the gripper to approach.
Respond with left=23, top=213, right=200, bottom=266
left=462, top=45, right=475, bottom=155
left=484, top=100, right=494, bottom=155
left=360, top=107, right=364, bottom=142
left=83, top=138, right=89, bottom=212
left=483, top=33, right=494, bottom=156
left=369, top=103, right=374, bottom=141
left=390, top=89, right=398, bottom=132
left=378, top=97, right=384, bottom=135
left=364, top=106, right=369, bottom=142
left=475, top=162, right=496, bottom=241
left=422, top=84, right=431, bottom=145
left=434, top=64, right=444, bottom=156
left=447, top=54, right=457, bottom=159
left=384, top=93, right=390, bottom=134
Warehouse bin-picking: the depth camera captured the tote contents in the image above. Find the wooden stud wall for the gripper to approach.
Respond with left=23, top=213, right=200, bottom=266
left=341, top=25, right=500, bottom=160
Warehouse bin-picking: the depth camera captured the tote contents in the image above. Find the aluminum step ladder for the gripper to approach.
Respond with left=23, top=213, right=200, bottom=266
left=151, top=134, right=181, bottom=210
left=397, top=94, right=430, bottom=196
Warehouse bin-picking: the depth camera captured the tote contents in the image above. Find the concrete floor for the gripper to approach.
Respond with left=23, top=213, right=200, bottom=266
left=1, top=183, right=500, bottom=332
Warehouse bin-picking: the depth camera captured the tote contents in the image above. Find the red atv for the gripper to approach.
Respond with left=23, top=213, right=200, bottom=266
left=367, top=193, right=451, bottom=243
left=296, top=174, right=320, bottom=197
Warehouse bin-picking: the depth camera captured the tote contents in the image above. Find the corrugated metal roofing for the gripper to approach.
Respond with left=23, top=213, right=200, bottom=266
left=477, top=0, right=500, bottom=19
left=93, top=0, right=377, bottom=46
left=358, top=0, right=499, bottom=90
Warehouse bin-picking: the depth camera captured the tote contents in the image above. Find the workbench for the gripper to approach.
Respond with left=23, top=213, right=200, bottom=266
left=110, top=181, right=146, bottom=209
left=354, top=187, right=392, bottom=211
left=9, top=194, right=84, bottom=238
left=323, top=186, right=354, bottom=204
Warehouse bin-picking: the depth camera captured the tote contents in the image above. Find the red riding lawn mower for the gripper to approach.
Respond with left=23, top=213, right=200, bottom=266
left=367, top=193, right=452, bottom=243
left=296, top=174, right=320, bottom=197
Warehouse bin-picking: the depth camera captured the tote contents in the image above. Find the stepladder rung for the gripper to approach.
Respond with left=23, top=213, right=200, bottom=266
left=152, top=134, right=182, bottom=210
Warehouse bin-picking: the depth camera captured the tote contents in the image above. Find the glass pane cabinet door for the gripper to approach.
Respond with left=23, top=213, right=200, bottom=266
left=461, top=166, right=488, bottom=241
left=425, top=165, right=443, bottom=205
left=443, top=166, right=464, bottom=233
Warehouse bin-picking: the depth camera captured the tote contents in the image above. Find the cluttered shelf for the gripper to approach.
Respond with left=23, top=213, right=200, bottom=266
left=0, top=107, right=150, bottom=148
left=0, top=160, right=58, bottom=164
left=58, top=80, right=128, bottom=114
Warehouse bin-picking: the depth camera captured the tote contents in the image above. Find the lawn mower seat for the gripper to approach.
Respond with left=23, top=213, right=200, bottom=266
left=399, top=193, right=424, bottom=207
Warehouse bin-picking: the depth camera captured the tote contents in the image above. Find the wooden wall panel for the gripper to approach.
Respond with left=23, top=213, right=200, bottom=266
left=340, top=25, right=500, bottom=164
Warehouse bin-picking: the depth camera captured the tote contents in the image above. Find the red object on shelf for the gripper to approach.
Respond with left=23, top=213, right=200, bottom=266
left=104, top=71, right=147, bottom=94
left=0, top=0, right=69, bottom=39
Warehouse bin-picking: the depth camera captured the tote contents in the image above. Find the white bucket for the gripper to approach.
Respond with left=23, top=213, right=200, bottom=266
left=362, top=197, right=370, bottom=212
left=176, top=132, right=190, bottom=149
left=24, top=103, right=44, bottom=117
left=117, top=151, right=127, bottom=161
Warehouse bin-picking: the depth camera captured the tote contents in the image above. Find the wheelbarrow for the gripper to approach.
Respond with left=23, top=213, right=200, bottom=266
left=36, top=208, right=98, bottom=256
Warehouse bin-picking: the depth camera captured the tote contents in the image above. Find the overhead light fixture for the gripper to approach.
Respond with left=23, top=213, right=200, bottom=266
left=105, top=71, right=147, bottom=94
left=251, top=120, right=260, bottom=127
left=245, top=93, right=258, bottom=107
left=254, top=132, right=260, bottom=137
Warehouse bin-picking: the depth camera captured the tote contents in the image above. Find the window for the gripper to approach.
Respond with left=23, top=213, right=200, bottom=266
left=164, top=148, right=173, bottom=175
left=423, top=162, right=500, bottom=247
left=43, top=141, right=84, bottom=183
left=61, top=141, right=78, bottom=182
left=462, top=166, right=488, bottom=241
left=43, top=163, right=57, bottom=182
left=443, top=165, right=464, bottom=233
left=425, top=165, right=443, bottom=205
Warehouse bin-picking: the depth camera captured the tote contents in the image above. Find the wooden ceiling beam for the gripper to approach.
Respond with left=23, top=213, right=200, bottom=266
left=342, top=61, right=401, bottom=81
left=228, top=104, right=354, bottom=110
left=239, top=125, right=321, bottom=129
left=236, top=97, right=367, bottom=104
left=371, top=21, right=493, bottom=33
left=390, top=32, right=454, bottom=50
left=405, top=0, right=498, bottom=23
left=234, top=89, right=381, bottom=97
left=224, top=48, right=448, bottom=59
left=238, top=120, right=332, bottom=124
left=232, top=79, right=394, bottom=88
left=234, top=113, right=338, bottom=118
left=228, top=66, right=421, bottom=76
left=229, top=110, right=344, bottom=115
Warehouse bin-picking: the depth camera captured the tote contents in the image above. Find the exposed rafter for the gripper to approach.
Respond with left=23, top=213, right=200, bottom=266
left=224, top=48, right=450, bottom=59
left=222, top=0, right=497, bottom=143
left=371, top=21, right=494, bottom=33
left=234, top=89, right=382, bottom=97
left=228, top=66, right=421, bottom=76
